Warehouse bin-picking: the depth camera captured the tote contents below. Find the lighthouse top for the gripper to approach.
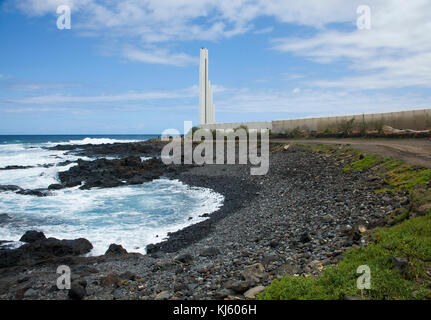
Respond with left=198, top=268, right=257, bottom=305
left=199, top=48, right=214, bottom=125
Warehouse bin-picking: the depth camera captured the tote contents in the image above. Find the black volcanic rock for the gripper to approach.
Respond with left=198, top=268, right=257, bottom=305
left=47, top=140, right=167, bottom=158
left=0, top=165, right=33, bottom=170
left=105, top=244, right=128, bottom=256
left=48, top=184, right=63, bottom=190
left=0, top=185, right=22, bottom=192
left=58, top=157, right=167, bottom=190
left=20, top=230, right=47, bottom=243
left=0, top=233, right=93, bottom=268
left=0, top=185, right=53, bottom=197
left=0, top=142, right=411, bottom=300
left=16, top=189, right=51, bottom=197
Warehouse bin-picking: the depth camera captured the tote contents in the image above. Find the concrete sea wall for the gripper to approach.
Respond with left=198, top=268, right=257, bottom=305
left=201, top=109, right=431, bottom=134
left=201, top=121, right=273, bottom=131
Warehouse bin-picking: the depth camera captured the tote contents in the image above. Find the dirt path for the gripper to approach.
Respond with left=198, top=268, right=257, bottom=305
left=271, top=138, right=431, bottom=168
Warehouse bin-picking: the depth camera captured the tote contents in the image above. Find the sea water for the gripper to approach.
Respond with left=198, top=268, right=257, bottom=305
left=0, top=135, right=224, bottom=255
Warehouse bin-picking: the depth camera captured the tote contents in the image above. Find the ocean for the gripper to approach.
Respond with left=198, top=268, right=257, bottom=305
left=0, top=135, right=224, bottom=255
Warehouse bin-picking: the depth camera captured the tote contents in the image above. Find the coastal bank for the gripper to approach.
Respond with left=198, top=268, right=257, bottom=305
left=2, top=138, right=429, bottom=300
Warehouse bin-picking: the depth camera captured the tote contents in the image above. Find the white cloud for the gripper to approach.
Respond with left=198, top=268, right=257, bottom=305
left=0, top=78, right=82, bottom=91
left=214, top=87, right=431, bottom=117
left=1, top=83, right=230, bottom=105
left=2, top=83, right=429, bottom=119
left=4, top=86, right=199, bottom=104
left=6, top=0, right=368, bottom=66
left=282, top=73, right=305, bottom=81
left=253, top=27, right=273, bottom=35
left=123, top=47, right=197, bottom=67
left=6, top=0, right=431, bottom=93
left=272, top=0, right=431, bottom=90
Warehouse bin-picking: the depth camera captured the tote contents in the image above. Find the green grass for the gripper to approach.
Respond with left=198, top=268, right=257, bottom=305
left=258, top=213, right=431, bottom=300
left=386, top=166, right=431, bottom=192
left=382, top=158, right=405, bottom=171
left=259, top=143, right=431, bottom=300
left=343, top=154, right=382, bottom=173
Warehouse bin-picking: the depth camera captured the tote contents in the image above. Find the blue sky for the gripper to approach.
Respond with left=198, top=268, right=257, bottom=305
left=0, top=0, right=430, bottom=134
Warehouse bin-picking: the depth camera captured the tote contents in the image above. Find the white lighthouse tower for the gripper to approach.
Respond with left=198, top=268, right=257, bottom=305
left=199, top=48, right=215, bottom=125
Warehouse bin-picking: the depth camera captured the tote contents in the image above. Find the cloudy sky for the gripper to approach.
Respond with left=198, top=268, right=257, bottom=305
left=0, top=0, right=430, bottom=134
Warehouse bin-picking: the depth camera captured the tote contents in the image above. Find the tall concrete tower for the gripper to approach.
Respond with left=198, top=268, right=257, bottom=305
left=199, top=48, right=215, bottom=125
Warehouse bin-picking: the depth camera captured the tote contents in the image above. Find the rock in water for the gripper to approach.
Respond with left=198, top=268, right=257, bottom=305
left=0, top=185, right=22, bottom=192
left=48, top=184, right=63, bottom=190
left=19, top=230, right=47, bottom=243
left=58, top=156, right=165, bottom=190
left=105, top=243, right=128, bottom=256
left=0, top=234, right=93, bottom=268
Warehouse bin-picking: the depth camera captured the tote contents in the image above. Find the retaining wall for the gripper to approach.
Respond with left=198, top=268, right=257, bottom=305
left=272, top=109, right=431, bottom=133
left=201, top=121, right=272, bottom=131
left=202, top=109, right=431, bottom=133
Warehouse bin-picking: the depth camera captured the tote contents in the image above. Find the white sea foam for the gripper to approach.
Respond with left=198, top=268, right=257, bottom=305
left=50, top=137, right=140, bottom=146
left=0, top=137, right=223, bottom=256
left=0, top=143, right=92, bottom=188
left=0, top=137, right=138, bottom=187
left=0, top=179, right=224, bottom=255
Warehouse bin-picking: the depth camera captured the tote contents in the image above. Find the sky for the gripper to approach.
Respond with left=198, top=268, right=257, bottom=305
left=0, top=0, right=430, bottom=134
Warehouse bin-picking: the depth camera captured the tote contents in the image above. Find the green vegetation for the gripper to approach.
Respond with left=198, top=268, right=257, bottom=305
left=382, top=158, right=404, bottom=171
left=359, top=115, right=368, bottom=136
left=383, top=166, right=431, bottom=193
left=342, top=154, right=431, bottom=193
left=284, top=127, right=303, bottom=138
left=258, top=143, right=431, bottom=300
left=337, top=118, right=355, bottom=135
left=321, top=128, right=334, bottom=136
left=343, top=154, right=381, bottom=173
left=374, top=119, right=385, bottom=134
left=259, top=212, right=431, bottom=300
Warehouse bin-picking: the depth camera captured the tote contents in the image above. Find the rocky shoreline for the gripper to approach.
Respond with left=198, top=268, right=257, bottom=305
left=0, top=141, right=409, bottom=300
